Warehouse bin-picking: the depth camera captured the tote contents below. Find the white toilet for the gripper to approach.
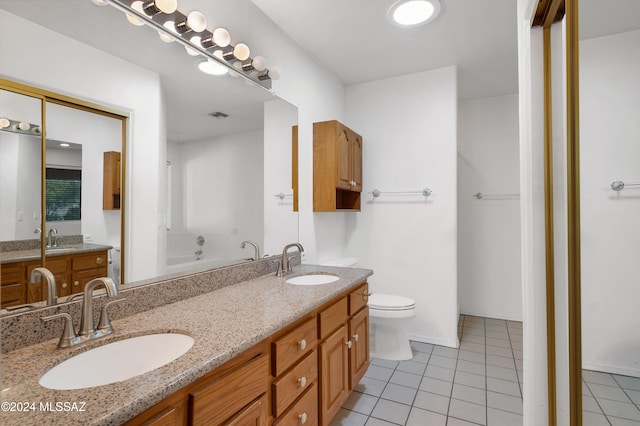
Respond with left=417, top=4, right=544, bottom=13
left=321, top=258, right=417, bottom=361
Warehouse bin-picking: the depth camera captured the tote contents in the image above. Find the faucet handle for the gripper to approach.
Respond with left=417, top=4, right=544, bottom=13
left=41, top=313, right=78, bottom=349
left=97, top=298, right=126, bottom=334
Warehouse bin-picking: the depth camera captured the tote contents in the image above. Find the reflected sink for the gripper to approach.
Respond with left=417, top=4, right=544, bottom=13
left=285, top=274, right=339, bottom=285
left=45, top=247, right=77, bottom=254
left=39, top=333, right=194, bottom=390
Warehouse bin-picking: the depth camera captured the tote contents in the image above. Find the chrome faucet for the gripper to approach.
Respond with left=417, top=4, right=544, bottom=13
left=79, top=277, right=119, bottom=337
left=40, top=277, right=122, bottom=348
left=277, top=243, right=304, bottom=277
left=46, top=227, right=58, bottom=248
left=240, top=240, right=261, bottom=261
left=29, top=267, right=57, bottom=306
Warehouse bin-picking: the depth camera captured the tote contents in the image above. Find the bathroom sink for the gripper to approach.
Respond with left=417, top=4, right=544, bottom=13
left=285, top=274, right=339, bottom=285
left=39, top=333, right=194, bottom=390
left=45, top=247, right=77, bottom=254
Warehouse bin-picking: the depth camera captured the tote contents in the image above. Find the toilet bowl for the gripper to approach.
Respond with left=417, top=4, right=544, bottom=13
left=321, top=258, right=417, bottom=361
left=368, top=294, right=416, bottom=361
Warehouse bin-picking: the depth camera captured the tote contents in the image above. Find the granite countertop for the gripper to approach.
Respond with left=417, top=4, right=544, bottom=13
left=0, top=264, right=372, bottom=426
left=0, top=244, right=113, bottom=264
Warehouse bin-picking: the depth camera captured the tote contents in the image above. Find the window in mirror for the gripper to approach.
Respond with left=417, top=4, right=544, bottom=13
left=45, top=168, right=82, bottom=222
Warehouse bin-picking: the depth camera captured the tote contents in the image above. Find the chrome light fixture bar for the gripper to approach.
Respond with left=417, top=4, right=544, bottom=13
left=0, top=117, right=41, bottom=136
left=99, top=0, right=275, bottom=91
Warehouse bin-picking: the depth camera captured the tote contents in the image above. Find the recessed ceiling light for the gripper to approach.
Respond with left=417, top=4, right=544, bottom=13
left=60, top=143, right=70, bottom=147
left=387, top=0, right=441, bottom=28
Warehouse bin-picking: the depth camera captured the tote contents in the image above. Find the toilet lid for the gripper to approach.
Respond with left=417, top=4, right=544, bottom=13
left=368, top=294, right=416, bottom=310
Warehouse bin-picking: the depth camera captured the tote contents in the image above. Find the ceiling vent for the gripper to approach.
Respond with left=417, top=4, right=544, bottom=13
left=209, top=111, right=229, bottom=119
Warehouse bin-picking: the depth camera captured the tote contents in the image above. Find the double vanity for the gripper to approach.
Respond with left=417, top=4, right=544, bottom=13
left=0, top=258, right=372, bottom=426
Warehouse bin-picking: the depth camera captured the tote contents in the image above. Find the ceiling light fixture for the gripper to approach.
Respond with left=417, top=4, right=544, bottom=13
left=94, top=0, right=277, bottom=89
left=387, top=0, right=441, bottom=27
left=60, top=143, right=70, bottom=147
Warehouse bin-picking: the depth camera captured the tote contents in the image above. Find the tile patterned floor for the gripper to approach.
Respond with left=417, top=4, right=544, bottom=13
left=330, top=315, right=523, bottom=426
left=330, top=314, right=640, bottom=426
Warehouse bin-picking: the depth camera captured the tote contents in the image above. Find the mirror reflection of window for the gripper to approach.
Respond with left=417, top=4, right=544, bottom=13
left=45, top=168, right=81, bottom=222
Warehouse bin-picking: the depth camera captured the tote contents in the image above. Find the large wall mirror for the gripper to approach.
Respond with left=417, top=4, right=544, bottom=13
left=0, top=0, right=298, bottom=313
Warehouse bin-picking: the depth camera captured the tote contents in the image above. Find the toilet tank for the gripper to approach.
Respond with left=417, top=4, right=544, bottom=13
left=321, top=257, right=358, bottom=268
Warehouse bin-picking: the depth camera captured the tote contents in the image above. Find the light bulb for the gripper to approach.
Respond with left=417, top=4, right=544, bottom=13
left=17, top=122, right=31, bottom=131
left=251, top=56, right=267, bottom=71
left=213, top=28, right=230, bottom=47
left=233, top=43, right=250, bottom=61
left=268, top=68, right=281, bottom=80
left=126, top=1, right=145, bottom=26
left=186, top=11, right=207, bottom=32
left=0, top=118, right=10, bottom=128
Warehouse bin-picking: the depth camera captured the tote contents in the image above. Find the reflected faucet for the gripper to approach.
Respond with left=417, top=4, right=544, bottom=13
left=47, top=227, right=58, bottom=248
left=277, top=243, right=304, bottom=277
left=29, top=267, right=57, bottom=306
left=240, top=240, right=261, bottom=261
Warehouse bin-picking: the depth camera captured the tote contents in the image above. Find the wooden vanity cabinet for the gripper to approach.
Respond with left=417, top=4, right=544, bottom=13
left=103, top=151, right=121, bottom=210
left=318, top=283, right=370, bottom=425
left=313, top=120, right=363, bottom=212
left=0, top=250, right=109, bottom=308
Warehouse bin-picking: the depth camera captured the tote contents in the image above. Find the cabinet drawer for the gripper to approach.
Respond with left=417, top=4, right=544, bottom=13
left=189, top=353, right=268, bottom=426
left=71, top=268, right=106, bottom=292
left=72, top=251, right=108, bottom=271
left=272, top=318, right=317, bottom=377
left=1, top=262, right=23, bottom=284
left=272, top=351, right=317, bottom=418
left=140, top=406, right=178, bottom=426
left=227, top=394, right=267, bottom=426
left=348, top=283, right=368, bottom=316
left=318, top=297, right=348, bottom=340
left=44, top=257, right=70, bottom=274
left=274, top=382, right=318, bottom=426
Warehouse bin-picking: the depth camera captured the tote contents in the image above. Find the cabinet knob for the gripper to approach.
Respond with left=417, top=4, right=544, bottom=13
left=297, top=376, right=307, bottom=388
left=298, top=413, right=308, bottom=425
left=352, top=334, right=359, bottom=342
left=297, top=339, right=307, bottom=351
left=62, top=283, right=68, bottom=289
left=96, top=257, right=105, bottom=265
left=346, top=340, right=352, bottom=349
left=74, top=281, right=80, bottom=286
left=361, top=289, right=371, bottom=300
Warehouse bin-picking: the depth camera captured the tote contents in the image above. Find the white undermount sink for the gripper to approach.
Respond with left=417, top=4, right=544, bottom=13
left=39, top=333, right=194, bottom=390
left=285, top=274, right=339, bottom=285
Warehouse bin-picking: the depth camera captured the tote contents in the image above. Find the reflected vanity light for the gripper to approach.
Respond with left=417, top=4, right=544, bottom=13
left=90, top=0, right=109, bottom=6
left=0, top=118, right=10, bottom=128
left=97, top=0, right=275, bottom=90
left=0, top=118, right=41, bottom=135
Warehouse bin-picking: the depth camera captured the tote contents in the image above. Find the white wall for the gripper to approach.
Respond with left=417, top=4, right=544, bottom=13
left=167, top=131, right=264, bottom=268
left=580, top=29, right=640, bottom=377
left=263, top=99, right=298, bottom=256
left=344, top=67, right=459, bottom=347
left=45, top=103, right=122, bottom=248
left=0, top=10, right=163, bottom=282
left=458, top=94, right=522, bottom=321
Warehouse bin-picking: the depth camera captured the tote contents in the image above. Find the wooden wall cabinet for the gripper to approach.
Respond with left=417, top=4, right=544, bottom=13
left=313, top=120, right=363, bottom=212
left=103, top=151, right=121, bottom=210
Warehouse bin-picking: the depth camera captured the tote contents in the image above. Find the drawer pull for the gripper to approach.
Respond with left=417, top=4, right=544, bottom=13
left=361, top=289, right=371, bottom=300
left=74, top=281, right=80, bottom=286
left=62, top=282, right=68, bottom=288
left=297, top=339, right=307, bottom=351
left=96, top=256, right=105, bottom=265
left=352, top=333, right=359, bottom=342
left=346, top=340, right=352, bottom=349
left=298, top=412, right=308, bottom=425
left=297, top=376, right=307, bottom=388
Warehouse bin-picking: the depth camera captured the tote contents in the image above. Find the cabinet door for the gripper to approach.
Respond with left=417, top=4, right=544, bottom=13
left=226, top=394, right=267, bottom=426
left=348, top=309, right=370, bottom=390
left=350, top=132, right=363, bottom=192
left=337, top=128, right=352, bottom=190
left=0, top=262, right=26, bottom=308
left=319, top=325, right=349, bottom=425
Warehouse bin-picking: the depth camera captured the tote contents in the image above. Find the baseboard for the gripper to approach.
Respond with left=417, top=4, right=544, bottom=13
left=583, top=360, right=640, bottom=378
left=407, top=332, right=459, bottom=349
left=460, top=310, right=523, bottom=323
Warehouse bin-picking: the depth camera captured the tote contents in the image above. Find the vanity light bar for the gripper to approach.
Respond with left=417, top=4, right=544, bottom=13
left=0, top=117, right=41, bottom=136
left=98, top=0, right=275, bottom=91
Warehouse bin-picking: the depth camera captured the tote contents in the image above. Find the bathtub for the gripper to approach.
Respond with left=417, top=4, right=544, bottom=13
left=166, top=233, right=230, bottom=275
